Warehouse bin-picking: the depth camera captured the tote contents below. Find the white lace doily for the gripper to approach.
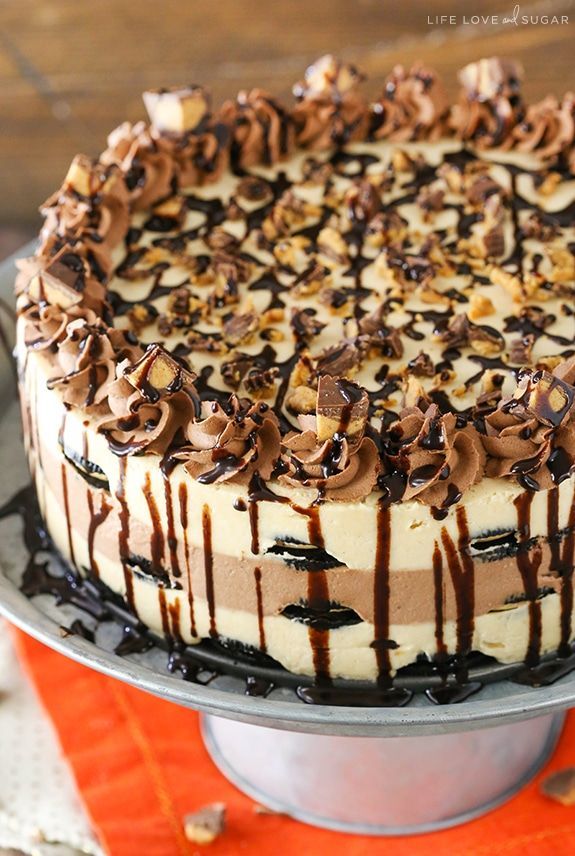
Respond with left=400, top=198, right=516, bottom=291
left=0, top=622, right=103, bottom=855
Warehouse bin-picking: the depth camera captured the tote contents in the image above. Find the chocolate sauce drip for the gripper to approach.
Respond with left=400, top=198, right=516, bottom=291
left=558, top=494, right=575, bottom=657
left=247, top=470, right=289, bottom=555
left=372, top=503, right=393, bottom=688
left=254, top=567, right=267, bottom=653
left=306, top=566, right=331, bottom=682
left=86, top=489, right=111, bottom=578
left=201, top=504, right=217, bottom=637
left=60, top=462, right=76, bottom=567
left=248, top=496, right=259, bottom=555
left=178, top=481, right=197, bottom=637
left=168, top=588, right=182, bottom=642
left=161, top=469, right=181, bottom=577
left=514, top=491, right=543, bottom=667
left=116, top=457, right=136, bottom=614
left=440, top=507, right=475, bottom=660
left=65, top=618, right=95, bottom=643
left=432, top=541, right=447, bottom=657
left=143, top=472, right=165, bottom=571
left=157, top=587, right=170, bottom=637
left=32, top=372, right=44, bottom=474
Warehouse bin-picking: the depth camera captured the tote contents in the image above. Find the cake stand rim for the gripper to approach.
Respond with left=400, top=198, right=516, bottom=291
left=2, top=567, right=575, bottom=736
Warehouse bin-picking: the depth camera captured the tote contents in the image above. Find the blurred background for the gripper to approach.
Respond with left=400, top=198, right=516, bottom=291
left=1, top=0, right=574, bottom=255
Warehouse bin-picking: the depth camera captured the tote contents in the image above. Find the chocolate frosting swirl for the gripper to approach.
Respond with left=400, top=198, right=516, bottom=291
left=292, top=55, right=369, bottom=149
left=279, top=415, right=380, bottom=501
left=482, top=358, right=575, bottom=490
left=101, top=121, right=175, bottom=210
left=387, top=405, right=486, bottom=508
left=511, top=93, right=575, bottom=158
left=47, top=319, right=142, bottom=410
left=21, top=303, right=96, bottom=352
left=179, top=395, right=281, bottom=485
left=370, top=64, right=449, bottom=142
left=154, top=122, right=230, bottom=188
left=41, top=159, right=130, bottom=276
left=450, top=57, right=524, bottom=148
left=98, top=359, right=199, bottom=456
left=219, top=88, right=294, bottom=169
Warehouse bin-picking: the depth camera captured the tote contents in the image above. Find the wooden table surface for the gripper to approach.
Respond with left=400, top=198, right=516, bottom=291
left=1, top=0, right=574, bottom=228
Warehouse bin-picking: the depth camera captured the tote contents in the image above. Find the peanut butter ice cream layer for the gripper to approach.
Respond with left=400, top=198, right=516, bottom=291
left=15, top=55, right=575, bottom=683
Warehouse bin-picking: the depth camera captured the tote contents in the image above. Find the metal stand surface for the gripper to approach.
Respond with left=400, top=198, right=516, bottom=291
left=202, top=712, right=563, bottom=835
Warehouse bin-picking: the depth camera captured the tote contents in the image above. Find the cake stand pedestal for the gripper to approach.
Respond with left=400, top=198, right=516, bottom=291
left=201, top=712, right=562, bottom=835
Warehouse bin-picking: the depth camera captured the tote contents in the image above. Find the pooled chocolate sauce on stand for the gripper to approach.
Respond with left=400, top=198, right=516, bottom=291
left=2, top=482, right=575, bottom=706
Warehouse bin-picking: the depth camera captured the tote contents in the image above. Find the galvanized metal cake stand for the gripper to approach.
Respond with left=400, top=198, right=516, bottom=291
left=0, top=248, right=573, bottom=836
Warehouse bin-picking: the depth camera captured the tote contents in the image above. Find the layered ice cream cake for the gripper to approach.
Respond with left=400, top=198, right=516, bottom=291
left=15, top=55, right=575, bottom=685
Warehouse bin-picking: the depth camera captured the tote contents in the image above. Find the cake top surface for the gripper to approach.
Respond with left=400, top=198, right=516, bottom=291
left=16, top=55, right=575, bottom=510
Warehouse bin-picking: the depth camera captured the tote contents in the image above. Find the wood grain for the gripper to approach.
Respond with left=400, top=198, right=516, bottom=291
left=1, top=0, right=574, bottom=225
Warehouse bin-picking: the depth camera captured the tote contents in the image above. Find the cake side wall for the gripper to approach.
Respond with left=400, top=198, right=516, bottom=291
left=16, top=323, right=575, bottom=679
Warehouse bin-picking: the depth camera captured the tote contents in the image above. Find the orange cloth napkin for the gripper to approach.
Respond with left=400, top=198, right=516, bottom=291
left=11, top=628, right=575, bottom=856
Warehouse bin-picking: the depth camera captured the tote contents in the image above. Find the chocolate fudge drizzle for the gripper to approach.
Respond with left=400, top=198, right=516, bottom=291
left=143, top=472, right=165, bottom=571
left=178, top=481, right=197, bottom=637
left=60, top=463, right=76, bottom=568
left=158, top=587, right=170, bottom=637
left=432, top=541, right=447, bottom=658
left=86, top=489, right=111, bottom=578
left=373, top=502, right=393, bottom=687
left=440, top=507, right=475, bottom=660
left=253, top=566, right=267, bottom=653
left=201, top=504, right=217, bottom=637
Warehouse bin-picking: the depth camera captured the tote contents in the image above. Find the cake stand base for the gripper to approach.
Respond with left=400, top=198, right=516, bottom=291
left=201, top=712, right=563, bottom=835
